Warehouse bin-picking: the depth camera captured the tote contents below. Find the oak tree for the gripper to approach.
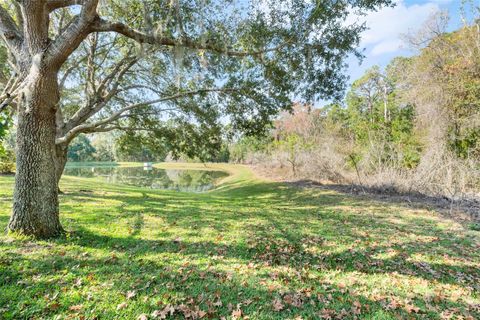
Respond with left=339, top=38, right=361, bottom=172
left=0, top=0, right=392, bottom=238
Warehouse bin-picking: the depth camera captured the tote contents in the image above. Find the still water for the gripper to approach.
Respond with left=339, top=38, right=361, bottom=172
left=63, top=165, right=228, bottom=192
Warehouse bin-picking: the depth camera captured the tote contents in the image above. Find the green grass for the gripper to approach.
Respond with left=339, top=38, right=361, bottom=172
left=0, top=163, right=479, bottom=319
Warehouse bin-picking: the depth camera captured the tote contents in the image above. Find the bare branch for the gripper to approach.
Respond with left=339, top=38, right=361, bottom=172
left=96, top=54, right=137, bottom=96
left=0, top=73, right=23, bottom=112
left=59, top=63, right=77, bottom=92
left=86, top=33, right=98, bottom=95
left=91, top=87, right=236, bottom=130
left=81, top=125, right=159, bottom=134
left=0, top=94, right=15, bottom=113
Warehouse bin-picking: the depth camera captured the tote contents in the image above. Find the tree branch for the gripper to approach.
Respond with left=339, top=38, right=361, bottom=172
left=56, top=88, right=237, bottom=145
left=22, top=0, right=52, bottom=54
left=81, top=125, right=158, bottom=134
left=96, top=54, right=137, bottom=97
left=63, top=55, right=138, bottom=133
left=47, top=0, right=99, bottom=68
left=91, top=18, right=288, bottom=57
left=0, top=94, right=15, bottom=113
left=91, top=87, right=236, bottom=130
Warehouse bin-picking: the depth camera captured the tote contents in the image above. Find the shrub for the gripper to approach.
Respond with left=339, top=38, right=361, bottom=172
left=0, top=162, right=15, bottom=174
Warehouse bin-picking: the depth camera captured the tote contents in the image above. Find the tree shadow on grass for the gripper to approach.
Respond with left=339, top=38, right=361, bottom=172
left=1, top=243, right=478, bottom=320
left=60, top=185, right=472, bottom=248
left=2, top=179, right=477, bottom=318
left=49, top=224, right=479, bottom=295
left=0, top=215, right=9, bottom=226
left=58, top=181, right=479, bottom=267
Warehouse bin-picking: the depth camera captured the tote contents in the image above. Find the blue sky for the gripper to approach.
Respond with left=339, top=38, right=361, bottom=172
left=345, top=0, right=472, bottom=83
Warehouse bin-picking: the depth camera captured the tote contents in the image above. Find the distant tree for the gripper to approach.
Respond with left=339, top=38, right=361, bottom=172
left=229, top=135, right=273, bottom=164
left=347, top=66, right=383, bottom=120
left=342, top=63, right=421, bottom=169
left=0, top=100, right=13, bottom=171
left=230, top=9, right=479, bottom=197
left=274, top=103, right=323, bottom=141
left=405, top=22, right=480, bottom=160
left=208, top=145, right=230, bottom=163
left=67, top=135, right=96, bottom=162
left=90, top=133, right=116, bottom=162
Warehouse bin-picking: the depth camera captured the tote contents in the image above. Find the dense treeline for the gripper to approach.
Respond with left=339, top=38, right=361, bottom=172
left=66, top=132, right=229, bottom=163
left=66, top=133, right=166, bottom=163
left=231, top=20, right=480, bottom=199
left=0, top=127, right=230, bottom=167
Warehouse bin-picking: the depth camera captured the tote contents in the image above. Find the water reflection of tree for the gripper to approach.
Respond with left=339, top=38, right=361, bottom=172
left=177, top=170, right=210, bottom=187
left=64, top=167, right=97, bottom=178
left=63, top=167, right=227, bottom=191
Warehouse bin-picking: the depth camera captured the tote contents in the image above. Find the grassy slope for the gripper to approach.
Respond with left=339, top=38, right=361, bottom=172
left=0, top=163, right=479, bottom=319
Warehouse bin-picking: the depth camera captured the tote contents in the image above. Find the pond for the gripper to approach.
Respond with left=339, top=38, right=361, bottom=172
left=63, top=165, right=229, bottom=192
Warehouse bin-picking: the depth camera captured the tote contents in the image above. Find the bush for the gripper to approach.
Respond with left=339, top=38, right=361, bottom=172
left=0, top=162, right=15, bottom=174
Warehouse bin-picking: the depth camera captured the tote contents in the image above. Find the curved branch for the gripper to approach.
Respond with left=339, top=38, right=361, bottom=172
left=91, top=87, right=236, bottom=130
left=0, top=94, right=15, bottom=113
left=0, top=74, right=23, bottom=111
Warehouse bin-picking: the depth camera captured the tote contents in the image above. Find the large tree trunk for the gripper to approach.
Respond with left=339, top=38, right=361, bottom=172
left=7, top=69, right=64, bottom=238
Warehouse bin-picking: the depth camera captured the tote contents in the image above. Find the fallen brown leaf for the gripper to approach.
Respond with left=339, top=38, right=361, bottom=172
left=272, top=298, right=284, bottom=312
left=116, top=302, right=128, bottom=310
left=232, top=308, right=242, bottom=319
left=126, top=290, right=137, bottom=300
left=69, top=304, right=83, bottom=311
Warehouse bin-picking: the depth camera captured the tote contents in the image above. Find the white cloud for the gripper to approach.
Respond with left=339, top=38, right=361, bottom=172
left=370, top=39, right=403, bottom=55
left=349, top=0, right=441, bottom=56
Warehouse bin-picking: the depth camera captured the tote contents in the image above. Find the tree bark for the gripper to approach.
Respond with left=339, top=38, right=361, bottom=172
left=55, top=144, right=68, bottom=186
left=7, top=69, right=64, bottom=238
left=55, top=144, right=68, bottom=194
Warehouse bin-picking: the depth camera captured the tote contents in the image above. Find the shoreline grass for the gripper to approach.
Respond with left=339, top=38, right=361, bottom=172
left=0, top=163, right=479, bottom=319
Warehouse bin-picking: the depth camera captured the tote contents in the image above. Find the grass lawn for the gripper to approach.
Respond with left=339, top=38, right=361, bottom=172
left=0, top=163, right=479, bottom=319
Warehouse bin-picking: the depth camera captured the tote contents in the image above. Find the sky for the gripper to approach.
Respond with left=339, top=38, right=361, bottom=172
left=345, top=0, right=474, bottom=83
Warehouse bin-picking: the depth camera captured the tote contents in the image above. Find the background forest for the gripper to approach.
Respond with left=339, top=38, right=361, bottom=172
left=231, top=14, right=480, bottom=202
